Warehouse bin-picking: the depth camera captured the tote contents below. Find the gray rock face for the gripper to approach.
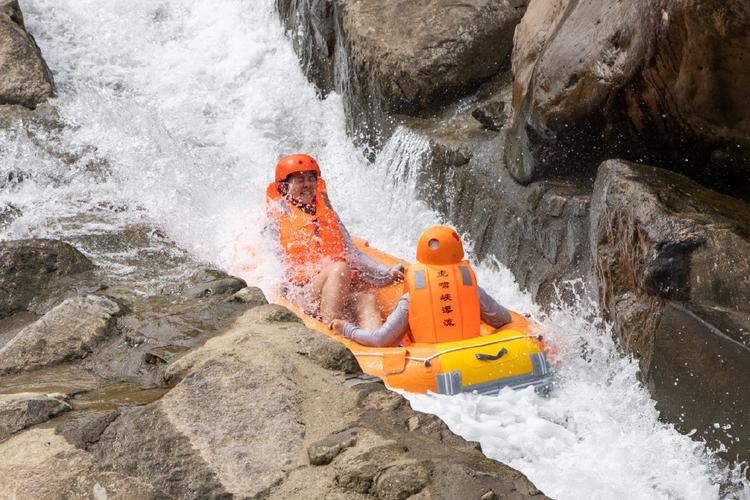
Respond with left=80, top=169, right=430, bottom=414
left=0, top=295, right=121, bottom=375
left=0, top=0, right=55, bottom=108
left=590, top=159, right=750, bottom=464
left=404, top=119, right=592, bottom=303
left=506, top=0, right=750, bottom=199
left=0, top=392, right=70, bottom=441
left=276, top=0, right=336, bottom=94
left=0, top=239, right=94, bottom=318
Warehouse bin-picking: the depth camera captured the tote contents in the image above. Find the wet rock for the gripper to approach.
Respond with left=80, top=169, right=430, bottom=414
left=0, top=295, right=121, bottom=375
left=374, top=460, right=430, bottom=500
left=277, top=0, right=336, bottom=94
left=506, top=0, right=750, bottom=199
left=405, top=120, right=592, bottom=304
left=590, top=159, right=750, bottom=464
left=308, top=428, right=360, bottom=465
left=0, top=203, right=21, bottom=230
left=0, top=392, right=70, bottom=440
left=306, top=333, right=361, bottom=374
left=0, top=239, right=94, bottom=318
left=0, top=0, right=55, bottom=108
left=225, top=286, right=268, bottom=306
left=472, top=100, right=507, bottom=131
left=110, top=293, right=251, bottom=386
left=182, top=277, right=246, bottom=299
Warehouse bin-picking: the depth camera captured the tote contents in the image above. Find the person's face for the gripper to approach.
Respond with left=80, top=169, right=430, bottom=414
left=286, top=171, right=317, bottom=204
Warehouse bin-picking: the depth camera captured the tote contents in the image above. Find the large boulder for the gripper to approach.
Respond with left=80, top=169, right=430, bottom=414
left=0, top=0, right=55, bottom=108
left=397, top=113, right=591, bottom=303
left=0, top=239, right=94, bottom=318
left=279, top=0, right=526, bottom=152
left=590, top=159, right=750, bottom=463
left=506, top=0, right=750, bottom=199
left=0, top=295, right=121, bottom=375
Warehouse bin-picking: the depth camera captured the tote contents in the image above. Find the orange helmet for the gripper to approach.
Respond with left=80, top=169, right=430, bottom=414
left=275, top=154, right=321, bottom=183
left=416, top=226, right=464, bottom=265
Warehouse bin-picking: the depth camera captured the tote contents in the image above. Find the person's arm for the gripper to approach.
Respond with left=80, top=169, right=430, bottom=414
left=340, top=294, right=410, bottom=347
left=336, top=215, right=402, bottom=286
left=262, top=217, right=286, bottom=263
left=478, top=286, right=512, bottom=327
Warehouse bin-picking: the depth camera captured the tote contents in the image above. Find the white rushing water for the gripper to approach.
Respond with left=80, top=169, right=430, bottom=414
left=1, top=0, right=747, bottom=497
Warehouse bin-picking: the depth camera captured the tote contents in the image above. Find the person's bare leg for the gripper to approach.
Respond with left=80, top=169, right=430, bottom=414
left=318, top=261, right=351, bottom=323
left=354, top=292, right=382, bottom=330
left=304, top=268, right=329, bottom=314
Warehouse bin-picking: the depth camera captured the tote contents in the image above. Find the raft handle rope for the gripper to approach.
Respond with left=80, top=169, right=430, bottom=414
left=475, top=347, right=508, bottom=362
left=351, top=335, right=543, bottom=368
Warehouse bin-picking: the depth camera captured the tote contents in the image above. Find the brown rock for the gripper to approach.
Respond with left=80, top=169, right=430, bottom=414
left=590, top=159, right=750, bottom=464
left=279, top=0, right=524, bottom=152
left=507, top=0, right=750, bottom=199
left=0, top=0, right=55, bottom=108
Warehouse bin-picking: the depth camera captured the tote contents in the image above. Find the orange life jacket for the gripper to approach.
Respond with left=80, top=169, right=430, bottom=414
left=404, top=261, right=481, bottom=344
left=266, top=178, right=346, bottom=284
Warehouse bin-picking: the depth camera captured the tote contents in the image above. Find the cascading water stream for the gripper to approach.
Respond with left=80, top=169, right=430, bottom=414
left=0, top=0, right=747, bottom=497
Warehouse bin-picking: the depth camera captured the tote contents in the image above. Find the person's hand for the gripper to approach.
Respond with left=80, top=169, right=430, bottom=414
left=389, top=264, right=405, bottom=283
left=330, top=319, right=345, bottom=336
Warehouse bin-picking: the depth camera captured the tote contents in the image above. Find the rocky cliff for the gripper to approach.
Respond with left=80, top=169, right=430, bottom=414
left=278, top=0, right=750, bottom=469
left=0, top=238, right=547, bottom=499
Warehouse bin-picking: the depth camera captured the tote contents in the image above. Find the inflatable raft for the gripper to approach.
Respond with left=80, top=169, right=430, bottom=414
left=275, top=239, right=553, bottom=395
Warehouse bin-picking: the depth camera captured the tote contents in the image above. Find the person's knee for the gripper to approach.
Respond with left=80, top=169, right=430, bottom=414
left=328, top=261, right=351, bottom=281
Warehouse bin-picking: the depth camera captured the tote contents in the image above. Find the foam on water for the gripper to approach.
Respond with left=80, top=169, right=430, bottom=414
left=1, top=0, right=747, bottom=497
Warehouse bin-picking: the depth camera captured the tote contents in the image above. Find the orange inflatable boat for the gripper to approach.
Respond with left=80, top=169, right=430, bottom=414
left=275, top=239, right=553, bottom=395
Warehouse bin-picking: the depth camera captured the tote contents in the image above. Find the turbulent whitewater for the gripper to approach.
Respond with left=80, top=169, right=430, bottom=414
left=0, top=0, right=747, bottom=498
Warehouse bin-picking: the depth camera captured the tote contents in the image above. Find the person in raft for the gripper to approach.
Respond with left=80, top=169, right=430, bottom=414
left=265, top=153, right=403, bottom=327
left=330, top=225, right=512, bottom=346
